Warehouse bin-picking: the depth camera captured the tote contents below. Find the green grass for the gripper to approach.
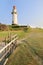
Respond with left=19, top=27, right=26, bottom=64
left=0, top=28, right=43, bottom=65
left=0, top=30, right=28, bottom=41
left=6, top=43, right=39, bottom=65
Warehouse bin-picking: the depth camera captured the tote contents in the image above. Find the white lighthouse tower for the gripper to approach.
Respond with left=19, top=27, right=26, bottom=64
left=12, top=6, right=18, bottom=25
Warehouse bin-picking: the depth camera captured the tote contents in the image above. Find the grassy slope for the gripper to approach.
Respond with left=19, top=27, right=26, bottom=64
left=0, top=30, right=27, bottom=41
left=0, top=28, right=43, bottom=65
left=6, top=28, right=43, bottom=65
left=6, top=43, right=39, bottom=65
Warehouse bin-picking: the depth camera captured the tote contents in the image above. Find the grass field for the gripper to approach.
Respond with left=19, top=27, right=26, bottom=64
left=0, top=30, right=28, bottom=41
left=0, top=28, right=43, bottom=65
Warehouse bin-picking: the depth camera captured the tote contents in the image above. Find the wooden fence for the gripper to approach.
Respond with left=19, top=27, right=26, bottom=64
left=0, top=34, right=18, bottom=65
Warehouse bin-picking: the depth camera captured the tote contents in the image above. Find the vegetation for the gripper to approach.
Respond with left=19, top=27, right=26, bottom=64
left=0, top=24, right=43, bottom=65
left=0, top=23, right=9, bottom=31
left=0, top=23, right=28, bottom=31
left=0, top=23, right=29, bottom=41
left=6, top=28, right=43, bottom=65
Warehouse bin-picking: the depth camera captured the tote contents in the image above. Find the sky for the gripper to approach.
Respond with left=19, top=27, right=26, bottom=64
left=0, top=0, right=43, bottom=28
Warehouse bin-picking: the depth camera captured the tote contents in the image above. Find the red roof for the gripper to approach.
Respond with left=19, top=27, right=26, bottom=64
left=13, top=6, right=16, bottom=9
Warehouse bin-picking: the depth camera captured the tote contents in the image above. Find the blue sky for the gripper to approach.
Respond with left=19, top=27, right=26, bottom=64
left=0, top=0, right=43, bottom=28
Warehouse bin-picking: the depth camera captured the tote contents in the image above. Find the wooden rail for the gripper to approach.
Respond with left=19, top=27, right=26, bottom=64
left=0, top=34, right=18, bottom=63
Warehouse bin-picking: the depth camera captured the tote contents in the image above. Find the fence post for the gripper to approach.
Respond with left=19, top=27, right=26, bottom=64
left=5, top=37, right=7, bottom=59
left=10, top=33, right=12, bottom=41
left=5, top=37, right=6, bottom=46
left=8, top=33, right=10, bottom=43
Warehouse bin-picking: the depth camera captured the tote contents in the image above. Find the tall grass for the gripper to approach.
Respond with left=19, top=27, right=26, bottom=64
left=0, top=28, right=43, bottom=65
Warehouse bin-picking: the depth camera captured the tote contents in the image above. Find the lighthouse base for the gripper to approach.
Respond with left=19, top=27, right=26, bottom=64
left=12, top=24, right=18, bottom=26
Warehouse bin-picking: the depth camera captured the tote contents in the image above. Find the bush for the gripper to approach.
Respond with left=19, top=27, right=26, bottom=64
left=0, top=23, right=9, bottom=31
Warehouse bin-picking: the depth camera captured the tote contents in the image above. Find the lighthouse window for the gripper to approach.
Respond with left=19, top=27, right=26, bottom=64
left=15, top=12, right=17, bottom=14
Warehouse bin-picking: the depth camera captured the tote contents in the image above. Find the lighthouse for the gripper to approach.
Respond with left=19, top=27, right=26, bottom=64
left=12, top=6, right=18, bottom=25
